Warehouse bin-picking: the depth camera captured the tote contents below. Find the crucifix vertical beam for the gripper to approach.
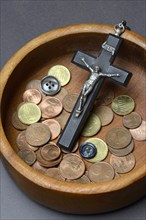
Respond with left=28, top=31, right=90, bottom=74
left=57, top=21, right=132, bottom=152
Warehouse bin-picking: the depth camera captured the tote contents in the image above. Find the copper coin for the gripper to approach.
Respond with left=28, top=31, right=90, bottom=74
left=54, top=88, right=68, bottom=101
left=18, top=149, right=36, bottom=165
left=96, top=87, right=114, bottom=105
left=110, top=153, right=136, bottom=173
left=32, top=161, right=47, bottom=174
left=23, top=89, right=42, bottom=104
left=108, top=140, right=134, bottom=157
left=66, top=175, right=91, bottom=183
left=11, top=112, right=28, bottom=130
left=106, top=127, right=132, bottom=149
left=55, top=110, right=70, bottom=129
left=88, top=162, right=115, bottom=183
left=59, top=154, right=85, bottom=180
left=93, top=106, right=114, bottom=126
left=61, top=142, right=79, bottom=154
left=130, top=120, right=146, bottom=141
left=26, top=80, right=41, bottom=90
left=36, top=148, right=62, bottom=168
left=40, top=143, right=61, bottom=161
left=39, top=97, right=62, bottom=118
left=42, top=119, right=61, bottom=140
left=16, top=131, right=38, bottom=151
left=114, top=172, right=120, bottom=179
left=25, top=123, right=51, bottom=146
left=63, top=93, right=78, bottom=113
left=45, top=168, right=65, bottom=181
left=123, top=112, right=142, bottom=129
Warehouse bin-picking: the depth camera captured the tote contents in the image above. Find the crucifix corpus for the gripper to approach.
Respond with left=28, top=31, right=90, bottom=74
left=57, top=21, right=132, bottom=152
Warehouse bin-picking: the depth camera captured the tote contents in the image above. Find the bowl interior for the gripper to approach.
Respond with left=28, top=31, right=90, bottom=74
left=1, top=31, right=145, bottom=180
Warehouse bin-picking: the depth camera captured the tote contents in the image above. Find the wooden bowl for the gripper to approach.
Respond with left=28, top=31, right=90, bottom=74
left=0, top=24, right=146, bottom=214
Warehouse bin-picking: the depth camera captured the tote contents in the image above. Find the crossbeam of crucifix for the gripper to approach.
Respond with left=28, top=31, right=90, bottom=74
left=57, top=21, right=132, bottom=152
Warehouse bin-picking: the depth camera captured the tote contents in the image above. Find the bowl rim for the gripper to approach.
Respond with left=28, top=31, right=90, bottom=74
left=0, top=23, right=146, bottom=195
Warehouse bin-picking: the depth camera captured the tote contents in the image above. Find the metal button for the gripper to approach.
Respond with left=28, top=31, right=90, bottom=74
left=79, top=142, right=97, bottom=159
left=40, top=76, right=61, bottom=95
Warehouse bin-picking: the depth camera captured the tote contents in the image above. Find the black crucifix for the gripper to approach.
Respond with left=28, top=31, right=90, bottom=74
left=57, top=21, right=132, bottom=152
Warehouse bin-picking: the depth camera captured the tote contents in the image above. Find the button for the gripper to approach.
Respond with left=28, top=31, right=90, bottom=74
left=79, top=142, right=97, bottom=159
left=40, top=76, right=61, bottom=95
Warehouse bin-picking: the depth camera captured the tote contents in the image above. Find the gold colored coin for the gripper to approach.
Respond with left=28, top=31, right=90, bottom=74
left=86, top=138, right=108, bottom=162
left=93, top=106, right=114, bottom=126
left=81, top=113, right=101, bottom=137
left=112, top=95, right=135, bottom=115
left=18, top=102, right=41, bottom=125
left=48, top=65, right=71, bottom=86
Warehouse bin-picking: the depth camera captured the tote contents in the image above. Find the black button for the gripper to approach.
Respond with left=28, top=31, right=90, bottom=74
left=40, top=76, right=61, bottom=95
left=79, top=142, right=97, bottom=159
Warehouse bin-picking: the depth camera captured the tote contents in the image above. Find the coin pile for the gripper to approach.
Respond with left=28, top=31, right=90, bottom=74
left=11, top=64, right=145, bottom=184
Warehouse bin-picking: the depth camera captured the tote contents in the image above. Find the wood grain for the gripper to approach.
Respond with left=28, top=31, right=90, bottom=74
left=0, top=24, right=146, bottom=214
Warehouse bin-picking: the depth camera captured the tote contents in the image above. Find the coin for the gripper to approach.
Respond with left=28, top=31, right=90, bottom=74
left=67, top=175, right=91, bottom=183
left=16, top=131, right=38, bottom=151
left=42, top=119, right=61, bottom=140
left=23, top=89, right=42, bottom=104
left=40, top=143, right=61, bottom=161
left=59, top=154, right=85, bottom=180
left=112, top=95, right=135, bottom=115
left=123, top=112, right=142, bottom=129
left=63, top=93, right=78, bottom=113
left=108, top=140, right=134, bottom=157
left=55, top=110, right=70, bottom=129
left=106, top=127, right=132, bottom=149
left=36, top=148, right=62, bottom=168
left=86, top=138, right=108, bottom=162
left=54, top=88, right=68, bottom=101
left=48, top=65, right=71, bottom=86
left=129, top=120, right=146, bottom=141
left=25, top=123, right=51, bottom=146
left=88, top=162, right=115, bottom=183
left=18, top=149, right=36, bottom=165
left=61, top=142, right=79, bottom=154
left=93, top=106, right=114, bottom=126
left=110, top=153, right=136, bottom=173
left=17, top=102, right=41, bottom=125
left=45, top=168, right=65, bottom=181
left=39, top=97, right=62, bottom=118
left=25, top=79, right=45, bottom=97
left=81, top=113, right=101, bottom=137
left=11, top=112, right=28, bottom=130
left=96, top=87, right=115, bottom=105
left=32, top=161, right=47, bottom=174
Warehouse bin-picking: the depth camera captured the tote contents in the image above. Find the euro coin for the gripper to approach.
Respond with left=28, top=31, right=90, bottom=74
left=93, top=106, right=114, bottom=126
left=112, top=95, right=135, bottom=115
left=25, top=123, right=51, bottom=146
left=63, top=93, right=78, bottom=113
left=86, top=138, right=108, bottom=162
left=108, top=140, right=134, bottom=157
left=88, top=162, right=115, bottom=183
left=11, top=112, right=28, bottom=130
left=130, top=120, right=146, bottom=141
left=18, top=149, right=36, bottom=165
left=110, top=153, right=136, bottom=173
left=17, top=102, right=41, bottom=125
left=48, top=65, right=71, bottom=86
left=123, top=112, right=142, bottom=129
left=59, top=154, right=85, bottom=180
left=106, top=127, right=132, bottom=149
left=81, top=113, right=101, bottom=137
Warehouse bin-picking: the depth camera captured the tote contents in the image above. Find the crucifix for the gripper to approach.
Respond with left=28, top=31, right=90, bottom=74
left=57, top=21, right=132, bottom=152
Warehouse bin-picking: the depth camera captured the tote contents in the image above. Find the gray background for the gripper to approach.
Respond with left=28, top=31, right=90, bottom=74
left=0, top=0, right=146, bottom=219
